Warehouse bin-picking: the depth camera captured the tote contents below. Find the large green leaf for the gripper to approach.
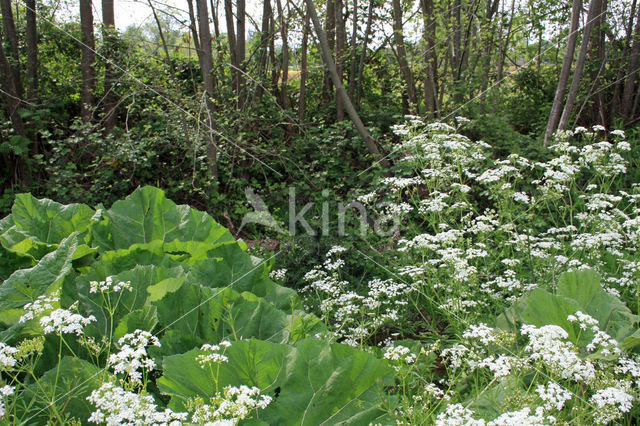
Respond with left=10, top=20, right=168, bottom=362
left=0, top=234, right=77, bottom=314
left=11, top=193, right=95, bottom=244
left=498, top=270, right=640, bottom=350
left=158, top=338, right=393, bottom=425
left=92, top=186, right=235, bottom=250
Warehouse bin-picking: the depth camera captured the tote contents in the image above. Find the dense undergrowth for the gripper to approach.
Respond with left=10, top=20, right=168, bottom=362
left=1, top=119, right=640, bottom=424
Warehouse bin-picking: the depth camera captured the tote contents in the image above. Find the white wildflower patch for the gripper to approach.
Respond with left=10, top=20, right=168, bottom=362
left=0, top=343, right=18, bottom=370
left=89, top=276, right=132, bottom=293
left=87, top=382, right=188, bottom=425
left=19, top=295, right=59, bottom=323
left=268, top=268, right=287, bottom=280
left=108, top=329, right=161, bottom=385
left=536, top=382, right=572, bottom=411
left=384, top=345, right=416, bottom=364
left=40, top=308, right=96, bottom=336
left=589, top=386, right=634, bottom=424
left=197, top=341, right=231, bottom=367
left=189, top=385, right=272, bottom=424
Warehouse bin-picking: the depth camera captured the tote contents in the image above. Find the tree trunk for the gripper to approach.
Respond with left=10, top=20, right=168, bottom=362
left=558, top=0, right=602, bottom=131
left=255, top=0, right=272, bottom=100
left=335, top=0, right=345, bottom=120
left=224, top=0, right=238, bottom=99
left=0, top=29, right=24, bottom=137
left=304, top=0, right=384, bottom=162
left=322, top=0, right=335, bottom=106
left=275, top=0, right=289, bottom=110
left=622, top=3, right=640, bottom=120
left=196, top=0, right=219, bottom=180
left=420, top=0, right=438, bottom=116
left=299, top=7, right=310, bottom=123
left=347, top=0, right=358, bottom=102
left=355, top=0, right=374, bottom=110
left=186, top=0, right=202, bottom=63
left=25, top=0, right=38, bottom=103
left=0, top=0, right=22, bottom=99
left=79, top=0, right=96, bottom=124
left=610, top=0, right=636, bottom=124
left=236, top=0, right=246, bottom=107
left=544, top=0, right=582, bottom=144
left=102, top=0, right=118, bottom=131
left=392, top=0, right=417, bottom=113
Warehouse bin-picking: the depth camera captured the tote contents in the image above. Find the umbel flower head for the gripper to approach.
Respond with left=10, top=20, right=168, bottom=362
left=108, top=330, right=161, bottom=385
left=40, top=308, right=96, bottom=336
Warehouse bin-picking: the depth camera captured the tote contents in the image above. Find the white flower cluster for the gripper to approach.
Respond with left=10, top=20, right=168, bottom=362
left=87, top=382, right=187, bottom=425
left=19, top=295, right=59, bottom=323
left=40, top=308, right=96, bottom=336
left=197, top=341, right=231, bottom=367
left=0, top=385, right=14, bottom=419
left=89, top=276, right=132, bottom=293
left=536, top=382, right=572, bottom=411
left=0, top=343, right=18, bottom=370
left=190, top=385, right=272, bottom=424
left=521, top=324, right=595, bottom=382
left=383, top=345, right=416, bottom=364
left=268, top=268, right=287, bottom=281
left=589, top=386, right=634, bottom=424
left=108, top=329, right=160, bottom=385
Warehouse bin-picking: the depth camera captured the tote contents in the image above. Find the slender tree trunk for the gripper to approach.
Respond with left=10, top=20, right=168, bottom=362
left=610, top=0, right=636, bottom=123
left=420, top=0, right=438, bottom=116
left=356, top=0, right=374, bottom=110
left=347, top=0, right=358, bottom=101
left=255, top=0, right=272, bottom=100
left=558, top=0, right=602, bottom=131
left=236, top=0, right=246, bottom=107
left=196, top=0, right=219, bottom=180
left=186, top=0, right=203, bottom=63
left=0, top=29, right=24, bottom=137
left=322, top=0, right=335, bottom=106
left=544, top=0, right=582, bottom=144
left=299, top=7, right=310, bottom=123
left=102, top=0, right=118, bottom=131
left=224, top=0, right=238, bottom=99
left=1, top=0, right=22, bottom=99
left=304, top=0, right=384, bottom=161
left=392, top=0, right=417, bottom=113
left=25, top=0, right=38, bottom=103
left=335, top=0, right=345, bottom=120
left=79, top=0, right=96, bottom=124
left=275, top=0, right=289, bottom=110
left=622, top=3, right=640, bottom=120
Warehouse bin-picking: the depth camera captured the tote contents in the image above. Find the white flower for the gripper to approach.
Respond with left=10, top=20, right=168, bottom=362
left=87, top=382, right=187, bottom=425
left=40, top=309, right=96, bottom=336
left=89, top=276, right=132, bottom=293
left=19, top=295, right=59, bottom=323
left=435, top=403, right=485, bottom=425
left=268, top=268, right=287, bottom=280
left=590, top=386, right=634, bottom=424
left=108, top=330, right=160, bottom=385
left=383, top=345, right=416, bottom=364
left=190, top=385, right=272, bottom=424
left=0, top=343, right=18, bottom=369
left=536, top=382, right=572, bottom=410
left=197, top=342, right=231, bottom=366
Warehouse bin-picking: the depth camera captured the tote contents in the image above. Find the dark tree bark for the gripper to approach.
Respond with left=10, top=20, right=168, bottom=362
left=559, top=0, right=602, bottom=130
left=347, top=0, right=358, bottom=102
left=196, top=0, right=219, bottom=180
left=224, top=0, right=239, bottom=98
left=0, top=0, right=23, bottom=99
left=622, top=2, right=640, bottom=120
left=544, top=0, right=582, bottom=144
left=322, top=0, right=335, bottom=106
left=392, top=0, right=418, bottom=113
left=0, top=29, right=24, bottom=137
left=275, top=0, right=289, bottom=110
left=79, top=0, right=96, bottom=124
left=102, top=0, right=118, bottom=131
left=255, top=0, right=272, bottom=100
left=236, top=0, right=246, bottom=106
left=420, top=0, right=438, bottom=116
left=186, top=0, right=203, bottom=63
left=299, top=7, right=310, bottom=123
left=304, top=0, right=384, bottom=161
left=610, top=0, right=636, bottom=123
left=356, top=0, right=374, bottom=110
left=335, top=0, right=345, bottom=120
left=25, top=0, right=38, bottom=103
